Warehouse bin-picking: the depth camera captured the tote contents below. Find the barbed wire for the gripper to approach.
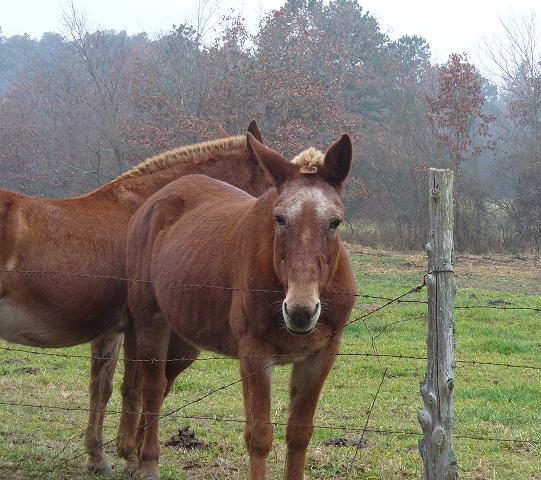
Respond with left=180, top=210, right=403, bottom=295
left=454, top=304, right=540, bottom=312
left=1, top=400, right=539, bottom=447
left=1, top=267, right=539, bottom=476
left=2, top=344, right=540, bottom=371
left=0, top=399, right=401, bottom=432
left=0, top=267, right=351, bottom=297
left=1, top=267, right=538, bottom=312
left=33, top=281, right=426, bottom=477
left=347, top=367, right=388, bottom=476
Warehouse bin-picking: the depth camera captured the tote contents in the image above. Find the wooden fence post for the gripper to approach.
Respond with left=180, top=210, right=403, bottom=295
left=418, top=168, right=458, bottom=479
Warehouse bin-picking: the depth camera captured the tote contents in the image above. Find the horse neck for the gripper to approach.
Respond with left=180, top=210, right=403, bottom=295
left=94, top=143, right=260, bottom=210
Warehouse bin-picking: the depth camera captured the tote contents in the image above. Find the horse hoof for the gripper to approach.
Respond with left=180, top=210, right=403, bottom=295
left=86, top=456, right=113, bottom=475
left=124, top=459, right=140, bottom=478
left=139, top=474, right=159, bottom=480
left=138, top=466, right=159, bottom=480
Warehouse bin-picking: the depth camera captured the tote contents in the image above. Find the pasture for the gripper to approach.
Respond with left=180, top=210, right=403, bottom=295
left=0, top=246, right=540, bottom=479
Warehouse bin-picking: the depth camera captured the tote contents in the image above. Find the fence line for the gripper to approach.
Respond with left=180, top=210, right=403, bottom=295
left=1, top=400, right=539, bottom=447
left=0, top=399, right=414, bottom=435
left=347, top=367, right=389, bottom=476
left=2, top=344, right=540, bottom=371
left=1, top=267, right=539, bottom=312
left=0, top=267, right=366, bottom=298
left=31, top=281, right=424, bottom=478
left=1, top=262, right=539, bottom=476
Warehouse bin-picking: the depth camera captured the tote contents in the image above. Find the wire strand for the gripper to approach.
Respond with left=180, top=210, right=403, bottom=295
left=2, top=345, right=539, bottom=371
left=1, top=400, right=538, bottom=446
left=1, top=267, right=538, bottom=311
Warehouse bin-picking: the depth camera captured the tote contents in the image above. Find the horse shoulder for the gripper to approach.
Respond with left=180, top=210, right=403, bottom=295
left=127, top=176, right=212, bottom=256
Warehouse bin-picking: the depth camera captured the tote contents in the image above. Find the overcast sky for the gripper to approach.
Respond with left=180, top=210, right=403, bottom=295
left=1, top=0, right=540, bottom=68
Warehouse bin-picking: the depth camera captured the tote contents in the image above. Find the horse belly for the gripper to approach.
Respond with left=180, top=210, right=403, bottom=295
left=181, top=323, right=238, bottom=357
left=0, top=297, right=112, bottom=348
left=0, top=298, right=54, bottom=346
left=162, top=296, right=238, bottom=357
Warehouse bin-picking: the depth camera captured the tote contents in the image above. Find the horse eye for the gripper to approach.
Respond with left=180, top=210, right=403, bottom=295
left=275, top=215, right=287, bottom=227
left=329, top=219, right=341, bottom=230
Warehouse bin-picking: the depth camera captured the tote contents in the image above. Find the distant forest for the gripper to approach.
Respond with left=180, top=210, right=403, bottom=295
left=1, top=0, right=540, bottom=252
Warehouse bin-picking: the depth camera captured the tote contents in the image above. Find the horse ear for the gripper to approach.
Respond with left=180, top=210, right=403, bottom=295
left=218, top=125, right=229, bottom=138
left=247, top=133, right=298, bottom=186
left=247, top=120, right=263, bottom=143
left=320, top=134, right=352, bottom=191
left=246, top=120, right=265, bottom=166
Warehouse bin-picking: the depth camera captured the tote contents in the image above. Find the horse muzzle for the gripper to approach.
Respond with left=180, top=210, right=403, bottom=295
left=282, top=300, right=321, bottom=335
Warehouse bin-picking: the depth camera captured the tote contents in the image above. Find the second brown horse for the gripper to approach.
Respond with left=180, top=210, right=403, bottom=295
left=0, top=122, right=268, bottom=473
left=125, top=133, right=356, bottom=479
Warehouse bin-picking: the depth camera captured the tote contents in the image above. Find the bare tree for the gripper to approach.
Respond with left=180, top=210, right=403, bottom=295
left=189, top=0, right=224, bottom=44
left=483, top=12, right=541, bottom=250
left=483, top=12, right=541, bottom=131
left=60, top=0, right=134, bottom=175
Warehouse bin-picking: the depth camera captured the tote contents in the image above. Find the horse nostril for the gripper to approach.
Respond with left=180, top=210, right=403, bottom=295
left=284, top=302, right=290, bottom=316
left=309, top=302, right=320, bottom=318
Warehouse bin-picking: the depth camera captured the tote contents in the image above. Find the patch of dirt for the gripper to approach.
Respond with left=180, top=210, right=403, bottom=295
left=211, top=458, right=239, bottom=474
left=401, top=261, right=420, bottom=268
left=323, top=436, right=368, bottom=448
left=513, top=443, right=534, bottom=454
left=164, top=426, right=211, bottom=450
left=452, top=253, right=540, bottom=293
left=13, top=367, right=38, bottom=375
left=487, top=299, right=512, bottom=306
left=1, top=358, right=23, bottom=366
left=0, top=431, right=33, bottom=445
left=183, top=459, right=204, bottom=470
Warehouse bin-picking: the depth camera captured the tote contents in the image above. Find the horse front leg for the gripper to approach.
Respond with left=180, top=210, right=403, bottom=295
left=85, top=333, right=123, bottom=474
left=240, top=341, right=273, bottom=480
left=285, top=345, right=338, bottom=480
left=136, top=314, right=170, bottom=480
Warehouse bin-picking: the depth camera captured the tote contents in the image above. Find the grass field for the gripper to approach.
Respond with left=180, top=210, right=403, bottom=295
left=0, top=246, right=540, bottom=479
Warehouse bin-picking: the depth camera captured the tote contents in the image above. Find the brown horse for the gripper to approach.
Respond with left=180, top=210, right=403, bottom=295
left=0, top=122, right=268, bottom=474
left=125, top=133, right=356, bottom=479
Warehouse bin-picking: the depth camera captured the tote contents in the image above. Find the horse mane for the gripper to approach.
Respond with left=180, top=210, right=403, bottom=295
left=292, top=147, right=325, bottom=174
left=107, top=135, right=246, bottom=187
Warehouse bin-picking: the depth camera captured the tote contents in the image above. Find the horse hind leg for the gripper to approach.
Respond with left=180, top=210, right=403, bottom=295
left=84, top=333, right=122, bottom=475
left=117, top=331, right=200, bottom=475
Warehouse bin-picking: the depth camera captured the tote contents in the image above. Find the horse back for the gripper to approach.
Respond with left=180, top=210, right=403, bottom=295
left=127, top=174, right=254, bottom=274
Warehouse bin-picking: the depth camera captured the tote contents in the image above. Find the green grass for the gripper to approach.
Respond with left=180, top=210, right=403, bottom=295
left=0, top=246, right=540, bottom=479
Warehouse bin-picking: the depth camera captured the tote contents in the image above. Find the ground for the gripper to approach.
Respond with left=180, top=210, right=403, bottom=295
left=0, top=246, right=540, bottom=479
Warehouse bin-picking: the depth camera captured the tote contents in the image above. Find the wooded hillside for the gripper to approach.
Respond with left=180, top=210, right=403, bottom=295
left=1, top=0, right=539, bottom=252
